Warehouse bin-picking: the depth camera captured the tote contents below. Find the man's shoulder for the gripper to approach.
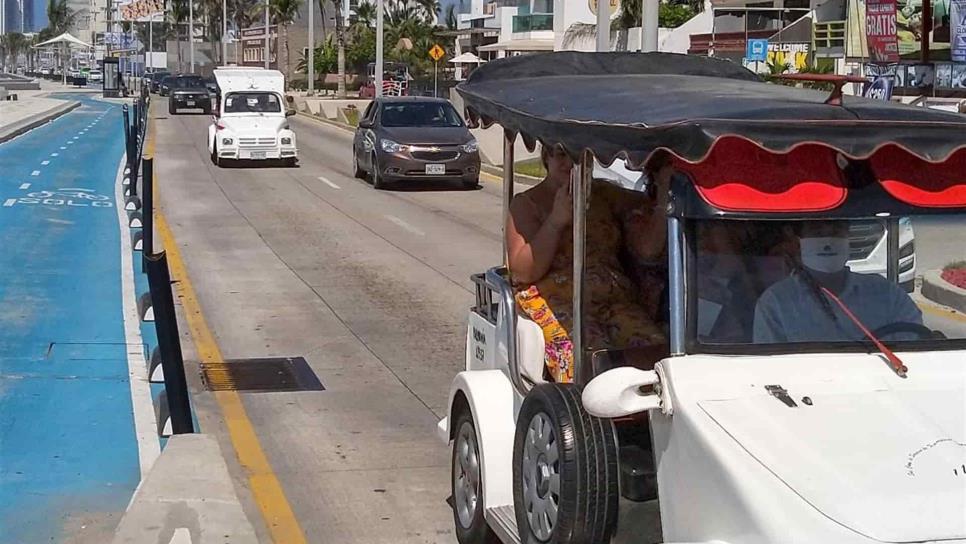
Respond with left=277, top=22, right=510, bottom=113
left=760, top=274, right=805, bottom=301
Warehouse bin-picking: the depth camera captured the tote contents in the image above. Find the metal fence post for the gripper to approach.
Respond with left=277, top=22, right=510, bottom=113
left=142, top=158, right=153, bottom=274
left=122, top=104, right=131, bottom=173
left=146, top=252, right=194, bottom=434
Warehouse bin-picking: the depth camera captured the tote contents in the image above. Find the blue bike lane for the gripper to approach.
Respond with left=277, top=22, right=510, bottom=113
left=0, top=93, right=156, bottom=542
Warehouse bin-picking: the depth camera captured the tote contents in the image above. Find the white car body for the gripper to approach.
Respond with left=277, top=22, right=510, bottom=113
left=439, top=267, right=966, bottom=544
left=206, top=67, right=297, bottom=164
left=88, top=70, right=103, bottom=82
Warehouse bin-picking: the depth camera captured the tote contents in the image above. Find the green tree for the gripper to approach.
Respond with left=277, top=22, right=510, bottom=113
left=271, top=0, right=302, bottom=86
left=46, top=0, right=79, bottom=33
left=564, top=0, right=696, bottom=50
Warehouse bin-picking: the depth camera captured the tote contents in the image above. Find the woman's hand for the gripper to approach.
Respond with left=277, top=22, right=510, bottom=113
left=548, top=183, right=573, bottom=229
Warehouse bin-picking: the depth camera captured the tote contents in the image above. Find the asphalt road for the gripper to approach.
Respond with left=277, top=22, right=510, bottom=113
left=153, top=104, right=509, bottom=543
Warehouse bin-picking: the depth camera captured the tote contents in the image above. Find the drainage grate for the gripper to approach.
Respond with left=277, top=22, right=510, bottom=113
left=201, top=356, right=324, bottom=393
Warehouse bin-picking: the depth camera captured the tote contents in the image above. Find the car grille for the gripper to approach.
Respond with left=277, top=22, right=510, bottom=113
left=848, top=220, right=885, bottom=260
left=411, top=149, right=459, bottom=161
left=239, top=137, right=277, bottom=146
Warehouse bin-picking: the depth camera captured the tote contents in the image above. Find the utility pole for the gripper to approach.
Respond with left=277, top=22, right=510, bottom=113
left=189, top=0, right=194, bottom=71
left=308, top=0, right=314, bottom=93
left=222, top=0, right=227, bottom=64
left=376, top=0, right=383, bottom=96
left=264, top=0, right=269, bottom=69
left=641, top=0, right=658, bottom=52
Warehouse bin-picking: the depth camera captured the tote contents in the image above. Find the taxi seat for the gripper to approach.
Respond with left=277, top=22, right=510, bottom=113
left=516, top=315, right=547, bottom=385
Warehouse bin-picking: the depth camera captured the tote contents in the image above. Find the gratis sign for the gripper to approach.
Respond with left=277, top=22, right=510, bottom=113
left=866, top=0, right=899, bottom=63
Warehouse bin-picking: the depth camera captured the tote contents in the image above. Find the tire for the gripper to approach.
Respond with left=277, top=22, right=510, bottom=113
left=211, top=144, right=221, bottom=167
left=452, top=406, right=499, bottom=544
left=371, top=153, right=387, bottom=190
left=168, top=101, right=175, bottom=115
left=513, top=383, right=619, bottom=544
left=463, top=178, right=479, bottom=189
left=352, top=153, right=366, bottom=179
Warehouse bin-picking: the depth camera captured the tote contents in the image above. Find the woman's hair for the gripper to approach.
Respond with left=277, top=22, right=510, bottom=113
left=540, top=143, right=566, bottom=168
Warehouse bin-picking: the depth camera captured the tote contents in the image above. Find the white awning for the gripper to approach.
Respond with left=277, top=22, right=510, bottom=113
left=449, top=52, right=483, bottom=64
left=477, top=39, right=554, bottom=52
left=34, top=32, right=93, bottom=49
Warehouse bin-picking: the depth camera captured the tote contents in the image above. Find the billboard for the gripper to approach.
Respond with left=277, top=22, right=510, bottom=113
left=866, top=0, right=900, bottom=61
left=120, top=0, right=164, bottom=21
left=953, top=0, right=966, bottom=61
left=848, top=0, right=959, bottom=59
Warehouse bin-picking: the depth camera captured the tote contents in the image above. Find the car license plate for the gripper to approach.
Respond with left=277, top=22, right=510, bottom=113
left=251, top=151, right=266, bottom=159
left=425, top=164, right=445, bottom=175
left=186, top=100, right=195, bottom=106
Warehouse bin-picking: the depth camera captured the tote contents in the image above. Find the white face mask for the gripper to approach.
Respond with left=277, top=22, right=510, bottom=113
left=800, top=236, right=850, bottom=273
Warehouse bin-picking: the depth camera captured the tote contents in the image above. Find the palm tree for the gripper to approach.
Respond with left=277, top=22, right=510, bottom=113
left=354, top=1, right=376, bottom=27
left=270, top=0, right=302, bottom=85
left=168, top=0, right=190, bottom=71
left=335, top=1, right=346, bottom=97
left=46, top=0, right=79, bottom=33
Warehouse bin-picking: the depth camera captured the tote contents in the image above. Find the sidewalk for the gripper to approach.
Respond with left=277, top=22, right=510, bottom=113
left=0, top=84, right=84, bottom=143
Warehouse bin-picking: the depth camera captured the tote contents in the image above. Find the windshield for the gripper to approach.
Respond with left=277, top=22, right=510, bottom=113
left=380, top=102, right=464, bottom=128
left=169, top=76, right=205, bottom=88
left=691, top=216, right=966, bottom=350
left=223, top=92, right=281, bottom=114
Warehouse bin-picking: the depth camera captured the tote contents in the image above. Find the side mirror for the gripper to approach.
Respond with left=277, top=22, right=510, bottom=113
left=358, top=119, right=372, bottom=129
left=582, top=366, right=670, bottom=418
left=285, top=109, right=296, bottom=117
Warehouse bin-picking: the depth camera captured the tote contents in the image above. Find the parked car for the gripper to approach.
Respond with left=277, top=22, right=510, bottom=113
left=88, top=69, right=103, bottom=83
left=352, top=97, right=480, bottom=189
left=158, top=74, right=179, bottom=96
left=147, top=71, right=170, bottom=94
left=207, top=67, right=298, bottom=167
left=166, top=74, right=211, bottom=114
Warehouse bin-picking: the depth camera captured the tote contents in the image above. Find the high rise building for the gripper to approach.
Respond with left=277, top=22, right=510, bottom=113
left=2, top=0, right=24, bottom=33
left=21, top=0, right=33, bottom=31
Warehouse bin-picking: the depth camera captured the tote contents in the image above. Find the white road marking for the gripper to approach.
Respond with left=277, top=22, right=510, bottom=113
left=3, top=199, right=16, bottom=207
left=19, top=183, right=30, bottom=190
left=168, top=528, right=192, bottom=544
left=113, top=153, right=161, bottom=478
left=59, top=146, right=66, bottom=149
left=317, top=175, right=341, bottom=189
left=51, top=153, right=58, bottom=157
left=67, top=141, right=74, bottom=145
left=31, top=170, right=40, bottom=176
left=41, top=160, right=50, bottom=165
left=385, top=215, right=425, bottom=236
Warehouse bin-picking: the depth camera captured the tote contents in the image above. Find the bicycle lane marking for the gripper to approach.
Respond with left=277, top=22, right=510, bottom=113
left=0, top=94, right=149, bottom=542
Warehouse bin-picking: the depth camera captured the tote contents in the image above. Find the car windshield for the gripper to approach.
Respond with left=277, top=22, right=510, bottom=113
left=223, top=92, right=281, bottom=113
left=170, top=76, right=204, bottom=88
left=380, top=102, right=463, bottom=128
left=689, top=216, right=966, bottom=350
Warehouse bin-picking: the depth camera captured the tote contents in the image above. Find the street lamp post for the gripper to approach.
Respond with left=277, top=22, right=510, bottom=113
left=641, top=0, right=658, bottom=52
left=596, top=0, right=608, bottom=52
left=264, top=0, right=270, bottom=69
left=189, top=0, right=195, bottom=72
left=308, top=0, right=314, bottom=94
left=222, top=0, right=227, bottom=64
left=376, top=0, right=384, bottom=96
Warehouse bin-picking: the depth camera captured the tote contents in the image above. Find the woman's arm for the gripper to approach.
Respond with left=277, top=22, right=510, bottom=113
left=622, top=166, right=673, bottom=261
left=506, top=186, right=571, bottom=285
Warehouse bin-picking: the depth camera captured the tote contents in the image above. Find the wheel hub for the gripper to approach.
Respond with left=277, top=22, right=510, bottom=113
left=522, top=412, right=560, bottom=541
left=453, top=421, right=480, bottom=530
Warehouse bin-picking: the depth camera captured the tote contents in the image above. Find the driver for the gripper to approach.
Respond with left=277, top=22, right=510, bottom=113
left=753, top=220, right=923, bottom=343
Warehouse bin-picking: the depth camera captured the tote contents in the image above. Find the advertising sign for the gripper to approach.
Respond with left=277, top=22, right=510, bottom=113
left=866, top=0, right=899, bottom=62
left=746, top=39, right=768, bottom=61
left=863, top=76, right=895, bottom=99
left=953, top=0, right=966, bottom=62
left=120, top=0, right=164, bottom=21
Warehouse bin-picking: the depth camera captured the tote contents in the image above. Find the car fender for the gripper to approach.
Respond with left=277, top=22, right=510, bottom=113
left=207, top=124, right=216, bottom=153
left=439, top=369, right=516, bottom=509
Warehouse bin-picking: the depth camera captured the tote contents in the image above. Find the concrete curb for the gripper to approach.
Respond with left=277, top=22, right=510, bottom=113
left=297, top=110, right=355, bottom=133
left=922, top=269, right=966, bottom=314
left=0, top=99, right=80, bottom=144
left=111, top=434, right=258, bottom=544
left=481, top=163, right=543, bottom=186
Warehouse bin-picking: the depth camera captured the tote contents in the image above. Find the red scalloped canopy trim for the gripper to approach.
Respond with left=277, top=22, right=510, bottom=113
left=871, top=146, right=966, bottom=208
left=674, top=137, right=847, bottom=213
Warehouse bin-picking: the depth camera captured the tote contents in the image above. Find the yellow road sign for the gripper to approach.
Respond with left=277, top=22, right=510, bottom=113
left=429, top=44, right=445, bottom=62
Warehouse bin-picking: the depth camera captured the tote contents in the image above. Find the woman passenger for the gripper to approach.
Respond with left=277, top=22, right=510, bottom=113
left=505, top=145, right=670, bottom=382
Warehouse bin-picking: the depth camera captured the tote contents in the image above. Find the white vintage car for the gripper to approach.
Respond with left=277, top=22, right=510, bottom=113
left=438, top=52, right=966, bottom=544
left=207, top=67, right=298, bottom=167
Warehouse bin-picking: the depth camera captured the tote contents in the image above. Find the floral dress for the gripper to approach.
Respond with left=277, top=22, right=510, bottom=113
left=513, top=183, right=667, bottom=383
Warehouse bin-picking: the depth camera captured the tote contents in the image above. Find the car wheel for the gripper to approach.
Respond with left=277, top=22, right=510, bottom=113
left=463, top=178, right=479, bottom=189
left=452, top=405, right=499, bottom=544
left=168, top=101, right=175, bottom=115
left=371, top=153, right=387, bottom=190
left=211, top=144, right=221, bottom=167
left=352, top=153, right=366, bottom=179
left=513, top=383, right=619, bottom=544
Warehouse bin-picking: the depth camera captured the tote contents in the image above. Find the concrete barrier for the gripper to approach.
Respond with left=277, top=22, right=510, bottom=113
left=111, top=434, right=258, bottom=544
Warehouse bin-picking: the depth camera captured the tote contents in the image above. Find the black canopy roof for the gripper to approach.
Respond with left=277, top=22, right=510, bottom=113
left=456, top=52, right=966, bottom=166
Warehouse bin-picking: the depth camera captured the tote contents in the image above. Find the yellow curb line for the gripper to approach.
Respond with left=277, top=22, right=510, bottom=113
left=916, top=298, right=966, bottom=324
left=146, top=100, right=309, bottom=544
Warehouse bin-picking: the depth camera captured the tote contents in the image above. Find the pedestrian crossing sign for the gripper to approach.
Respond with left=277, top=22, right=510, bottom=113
left=429, top=44, right=446, bottom=62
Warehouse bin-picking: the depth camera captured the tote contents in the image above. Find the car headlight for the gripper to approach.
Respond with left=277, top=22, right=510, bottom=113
left=222, top=138, right=233, bottom=146
left=380, top=139, right=408, bottom=153
left=460, top=139, right=479, bottom=153
left=281, top=137, right=292, bottom=145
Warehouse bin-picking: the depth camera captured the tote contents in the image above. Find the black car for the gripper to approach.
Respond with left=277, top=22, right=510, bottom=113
left=352, top=97, right=480, bottom=189
left=147, top=71, right=170, bottom=94
left=165, top=75, right=211, bottom=114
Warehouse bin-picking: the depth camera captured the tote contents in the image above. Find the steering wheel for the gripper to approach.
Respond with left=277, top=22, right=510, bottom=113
left=870, top=322, right=938, bottom=340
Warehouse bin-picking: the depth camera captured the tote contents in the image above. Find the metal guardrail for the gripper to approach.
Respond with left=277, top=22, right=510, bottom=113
left=122, top=98, right=195, bottom=436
